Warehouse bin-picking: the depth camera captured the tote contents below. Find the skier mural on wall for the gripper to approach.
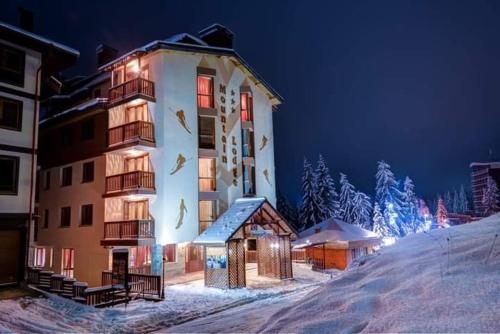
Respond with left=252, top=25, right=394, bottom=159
left=259, top=135, right=268, bottom=151
left=170, top=154, right=191, bottom=175
left=175, top=199, right=188, bottom=229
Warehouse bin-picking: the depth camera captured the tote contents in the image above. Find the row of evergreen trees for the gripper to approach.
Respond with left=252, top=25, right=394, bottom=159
left=284, top=156, right=428, bottom=239
left=431, top=186, right=470, bottom=215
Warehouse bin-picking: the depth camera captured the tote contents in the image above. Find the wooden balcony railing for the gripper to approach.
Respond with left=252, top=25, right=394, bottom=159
left=109, top=78, right=155, bottom=105
left=103, top=219, right=155, bottom=240
left=108, top=121, right=155, bottom=147
left=105, top=171, right=155, bottom=193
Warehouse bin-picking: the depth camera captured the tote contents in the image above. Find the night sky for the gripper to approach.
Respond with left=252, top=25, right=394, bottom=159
left=3, top=0, right=500, bottom=204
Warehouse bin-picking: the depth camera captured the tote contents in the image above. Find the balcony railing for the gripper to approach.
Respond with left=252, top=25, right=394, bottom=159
left=109, top=78, right=155, bottom=106
left=105, top=171, right=155, bottom=194
left=103, top=219, right=155, bottom=240
left=108, top=121, right=155, bottom=147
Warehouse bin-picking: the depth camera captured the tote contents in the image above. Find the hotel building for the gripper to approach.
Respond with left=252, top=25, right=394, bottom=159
left=35, top=24, right=282, bottom=286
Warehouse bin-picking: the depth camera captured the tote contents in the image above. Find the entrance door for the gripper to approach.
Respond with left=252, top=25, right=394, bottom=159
left=0, top=230, right=21, bottom=285
left=185, top=244, right=204, bottom=273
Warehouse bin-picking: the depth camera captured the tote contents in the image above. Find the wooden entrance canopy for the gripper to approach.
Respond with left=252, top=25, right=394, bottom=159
left=193, top=197, right=297, bottom=289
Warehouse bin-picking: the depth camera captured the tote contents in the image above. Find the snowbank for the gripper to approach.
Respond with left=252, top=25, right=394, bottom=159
left=259, top=215, right=500, bottom=333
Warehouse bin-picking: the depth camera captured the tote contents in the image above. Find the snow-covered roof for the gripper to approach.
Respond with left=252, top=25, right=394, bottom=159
left=40, top=98, right=107, bottom=125
left=293, top=218, right=380, bottom=249
left=165, top=33, right=208, bottom=46
left=469, top=162, right=500, bottom=168
left=194, top=198, right=267, bottom=246
left=0, top=21, right=79, bottom=56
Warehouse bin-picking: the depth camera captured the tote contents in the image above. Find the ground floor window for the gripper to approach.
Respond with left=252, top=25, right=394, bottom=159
left=34, top=247, right=45, bottom=267
left=351, top=248, right=367, bottom=260
left=164, top=244, right=177, bottom=263
left=199, top=200, right=217, bottom=234
left=129, top=246, right=151, bottom=268
left=62, top=248, right=74, bottom=278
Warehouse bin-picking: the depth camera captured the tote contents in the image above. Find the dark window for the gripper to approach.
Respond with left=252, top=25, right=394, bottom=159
left=164, top=244, right=177, bottom=263
left=0, top=43, right=25, bottom=86
left=61, top=166, right=72, bottom=186
left=60, top=207, right=71, bottom=227
left=43, top=209, right=49, bottom=228
left=80, top=204, right=93, bottom=226
left=82, top=161, right=94, bottom=183
left=198, top=116, right=215, bottom=149
left=242, top=129, right=254, bottom=158
left=242, top=164, right=256, bottom=196
left=80, top=119, right=95, bottom=141
left=61, top=127, right=73, bottom=147
left=0, top=97, right=22, bottom=131
left=247, top=239, right=257, bottom=251
left=0, top=155, right=19, bottom=195
left=43, top=170, right=51, bottom=190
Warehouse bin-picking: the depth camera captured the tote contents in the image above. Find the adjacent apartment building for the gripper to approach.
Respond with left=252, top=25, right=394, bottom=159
left=470, top=162, right=500, bottom=216
left=35, top=24, right=282, bottom=286
left=0, top=19, right=78, bottom=285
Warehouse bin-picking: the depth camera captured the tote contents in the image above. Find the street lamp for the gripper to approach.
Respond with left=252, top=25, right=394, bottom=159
left=161, top=256, right=166, bottom=299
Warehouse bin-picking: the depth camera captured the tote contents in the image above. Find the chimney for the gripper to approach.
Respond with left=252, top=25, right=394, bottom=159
left=198, top=24, right=234, bottom=49
left=19, top=7, right=34, bottom=32
left=96, top=44, right=118, bottom=68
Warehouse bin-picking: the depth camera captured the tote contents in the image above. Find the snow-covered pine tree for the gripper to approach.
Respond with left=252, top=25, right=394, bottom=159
left=401, top=176, right=419, bottom=234
left=435, top=197, right=448, bottom=227
left=338, top=173, right=356, bottom=223
left=481, top=176, right=499, bottom=216
left=352, top=191, right=373, bottom=229
left=452, top=189, right=460, bottom=213
left=459, top=185, right=469, bottom=214
left=315, top=154, right=340, bottom=220
left=444, top=191, right=453, bottom=212
left=375, top=161, right=404, bottom=235
left=277, top=192, right=299, bottom=229
left=383, top=201, right=401, bottom=237
left=299, top=158, right=323, bottom=230
left=372, top=202, right=389, bottom=238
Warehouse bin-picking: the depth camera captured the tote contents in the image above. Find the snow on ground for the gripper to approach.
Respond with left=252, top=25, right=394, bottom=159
left=0, top=263, right=330, bottom=333
left=257, top=215, right=500, bottom=333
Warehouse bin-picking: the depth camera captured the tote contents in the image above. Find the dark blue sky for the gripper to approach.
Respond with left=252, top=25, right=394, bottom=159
left=4, top=0, right=500, bottom=204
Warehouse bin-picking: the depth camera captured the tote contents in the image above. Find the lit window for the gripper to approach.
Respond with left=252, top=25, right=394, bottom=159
left=34, top=247, right=45, bottom=267
left=164, top=244, right=177, bottom=263
left=124, top=200, right=149, bottom=220
left=240, top=93, right=253, bottom=122
left=62, top=248, right=74, bottom=278
left=199, top=158, right=216, bottom=192
left=197, top=75, right=214, bottom=108
left=199, top=200, right=217, bottom=234
left=129, top=246, right=151, bottom=268
left=125, top=60, right=140, bottom=82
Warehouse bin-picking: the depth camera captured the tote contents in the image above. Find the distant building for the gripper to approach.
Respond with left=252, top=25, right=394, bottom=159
left=470, top=162, right=500, bottom=216
left=0, top=19, right=78, bottom=285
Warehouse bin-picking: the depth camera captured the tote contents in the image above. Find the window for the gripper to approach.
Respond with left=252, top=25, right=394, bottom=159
left=199, top=200, right=217, bottom=234
left=112, top=67, right=124, bottom=86
left=61, top=126, right=73, bottom=147
left=125, top=60, right=140, bottom=82
left=43, top=170, right=51, bottom=190
left=240, top=93, right=253, bottom=122
left=124, top=200, right=149, bottom=220
left=34, top=248, right=45, bottom=267
left=0, top=43, right=25, bottom=86
left=60, top=207, right=71, bottom=227
left=197, top=75, right=214, bottom=108
left=129, top=246, right=151, bottom=268
left=80, top=119, right=95, bottom=141
left=141, top=64, right=149, bottom=80
left=164, top=244, right=177, bottom=263
left=0, top=97, right=22, bottom=131
left=80, top=204, right=93, bottom=226
left=43, top=209, right=49, bottom=228
left=198, top=116, right=215, bottom=149
left=0, top=155, right=19, bottom=195
left=242, top=129, right=255, bottom=158
left=125, top=155, right=150, bottom=172
left=126, top=104, right=149, bottom=123
left=62, top=248, right=74, bottom=278
left=247, top=239, right=257, bottom=251
left=242, top=164, right=256, bottom=196
left=61, top=166, right=72, bottom=186
left=82, top=161, right=94, bottom=183
left=199, top=158, right=216, bottom=192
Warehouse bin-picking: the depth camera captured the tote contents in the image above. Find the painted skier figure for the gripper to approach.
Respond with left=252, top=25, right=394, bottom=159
left=170, top=153, right=188, bottom=175
left=175, top=198, right=188, bottom=229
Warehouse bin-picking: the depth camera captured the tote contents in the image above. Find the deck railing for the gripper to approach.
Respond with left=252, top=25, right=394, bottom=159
left=105, top=171, right=155, bottom=193
left=109, top=78, right=155, bottom=105
left=108, top=121, right=155, bottom=146
left=103, top=219, right=154, bottom=240
left=311, top=257, right=325, bottom=271
left=102, top=271, right=162, bottom=299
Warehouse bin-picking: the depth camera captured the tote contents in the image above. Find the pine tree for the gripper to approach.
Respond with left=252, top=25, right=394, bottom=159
left=459, top=185, right=469, bottom=214
left=436, top=197, right=448, bottom=227
left=338, top=173, right=356, bottom=223
left=401, top=176, right=419, bottom=234
left=375, top=161, right=404, bottom=235
left=482, top=176, right=499, bottom=216
left=352, top=191, right=373, bottom=229
left=315, top=154, right=340, bottom=220
left=277, top=192, right=299, bottom=229
left=444, top=191, right=453, bottom=212
left=452, top=189, right=460, bottom=213
left=372, top=202, right=389, bottom=238
left=383, top=201, right=401, bottom=237
left=299, top=158, right=323, bottom=230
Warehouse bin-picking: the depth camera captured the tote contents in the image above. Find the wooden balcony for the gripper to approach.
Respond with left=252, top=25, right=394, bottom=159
left=108, top=121, right=155, bottom=149
left=101, top=219, right=155, bottom=246
left=104, top=171, right=155, bottom=197
left=108, top=78, right=155, bottom=107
